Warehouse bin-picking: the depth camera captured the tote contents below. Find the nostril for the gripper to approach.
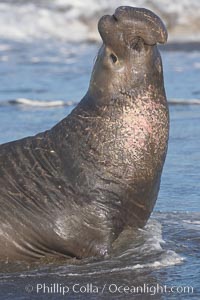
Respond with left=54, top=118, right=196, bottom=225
left=110, top=53, right=117, bottom=63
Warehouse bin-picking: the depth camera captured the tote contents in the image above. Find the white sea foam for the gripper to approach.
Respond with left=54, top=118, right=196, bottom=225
left=9, top=98, right=77, bottom=107
left=4, top=98, right=200, bottom=108
left=64, top=219, right=184, bottom=277
left=182, top=219, right=200, bottom=230
left=66, top=252, right=184, bottom=277
left=168, top=99, right=200, bottom=105
left=65, top=252, right=183, bottom=277
left=0, top=97, right=196, bottom=108
left=0, top=0, right=199, bottom=43
left=183, top=220, right=200, bottom=225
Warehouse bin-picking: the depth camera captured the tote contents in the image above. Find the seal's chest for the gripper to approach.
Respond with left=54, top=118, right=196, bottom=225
left=84, top=109, right=154, bottom=167
left=100, top=105, right=155, bottom=152
left=119, top=111, right=153, bottom=151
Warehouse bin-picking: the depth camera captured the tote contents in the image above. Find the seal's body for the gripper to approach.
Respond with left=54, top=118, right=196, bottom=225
left=0, top=6, right=169, bottom=261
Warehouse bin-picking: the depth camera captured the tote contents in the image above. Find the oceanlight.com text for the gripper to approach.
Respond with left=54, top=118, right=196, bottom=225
left=25, top=282, right=194, bottom=296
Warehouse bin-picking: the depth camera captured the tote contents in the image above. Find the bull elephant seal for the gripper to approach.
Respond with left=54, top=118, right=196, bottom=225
left=0, top=6, right=169, bottom=262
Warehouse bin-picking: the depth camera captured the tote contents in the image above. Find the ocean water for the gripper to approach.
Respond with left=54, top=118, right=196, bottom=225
left=0, top=1, right=200, bottom=299
left=0, top=0, right=200, bottom=42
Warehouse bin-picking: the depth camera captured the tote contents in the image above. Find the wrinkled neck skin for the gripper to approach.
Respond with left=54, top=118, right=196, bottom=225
left=85, top=42, right=166, bottom=111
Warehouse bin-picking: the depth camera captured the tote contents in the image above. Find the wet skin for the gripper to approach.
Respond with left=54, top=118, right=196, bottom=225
left=0, top=6, right=169, bottom=261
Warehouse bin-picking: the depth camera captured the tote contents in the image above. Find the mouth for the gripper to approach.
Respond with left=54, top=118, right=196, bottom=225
left=112, top=14, right=118, bottom=22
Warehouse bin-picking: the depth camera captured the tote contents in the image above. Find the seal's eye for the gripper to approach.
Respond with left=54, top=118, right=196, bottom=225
left=110, top=53, right=117, bottom=64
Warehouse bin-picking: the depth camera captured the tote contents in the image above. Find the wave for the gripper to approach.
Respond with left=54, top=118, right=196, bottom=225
left=168, top=98, right=200, bottom=105
left=65, top=220, right=184, bottom=277
left=0, top=98, right=78, bottom=107
left=0, top=98, right=199, bottom=108
left=0, top=0, right=199, bottom=43
left=65, top=251, right=183, bottom=277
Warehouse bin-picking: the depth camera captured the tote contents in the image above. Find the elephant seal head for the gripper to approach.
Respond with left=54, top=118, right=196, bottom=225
left=88, top=6, right=168, bottom=104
